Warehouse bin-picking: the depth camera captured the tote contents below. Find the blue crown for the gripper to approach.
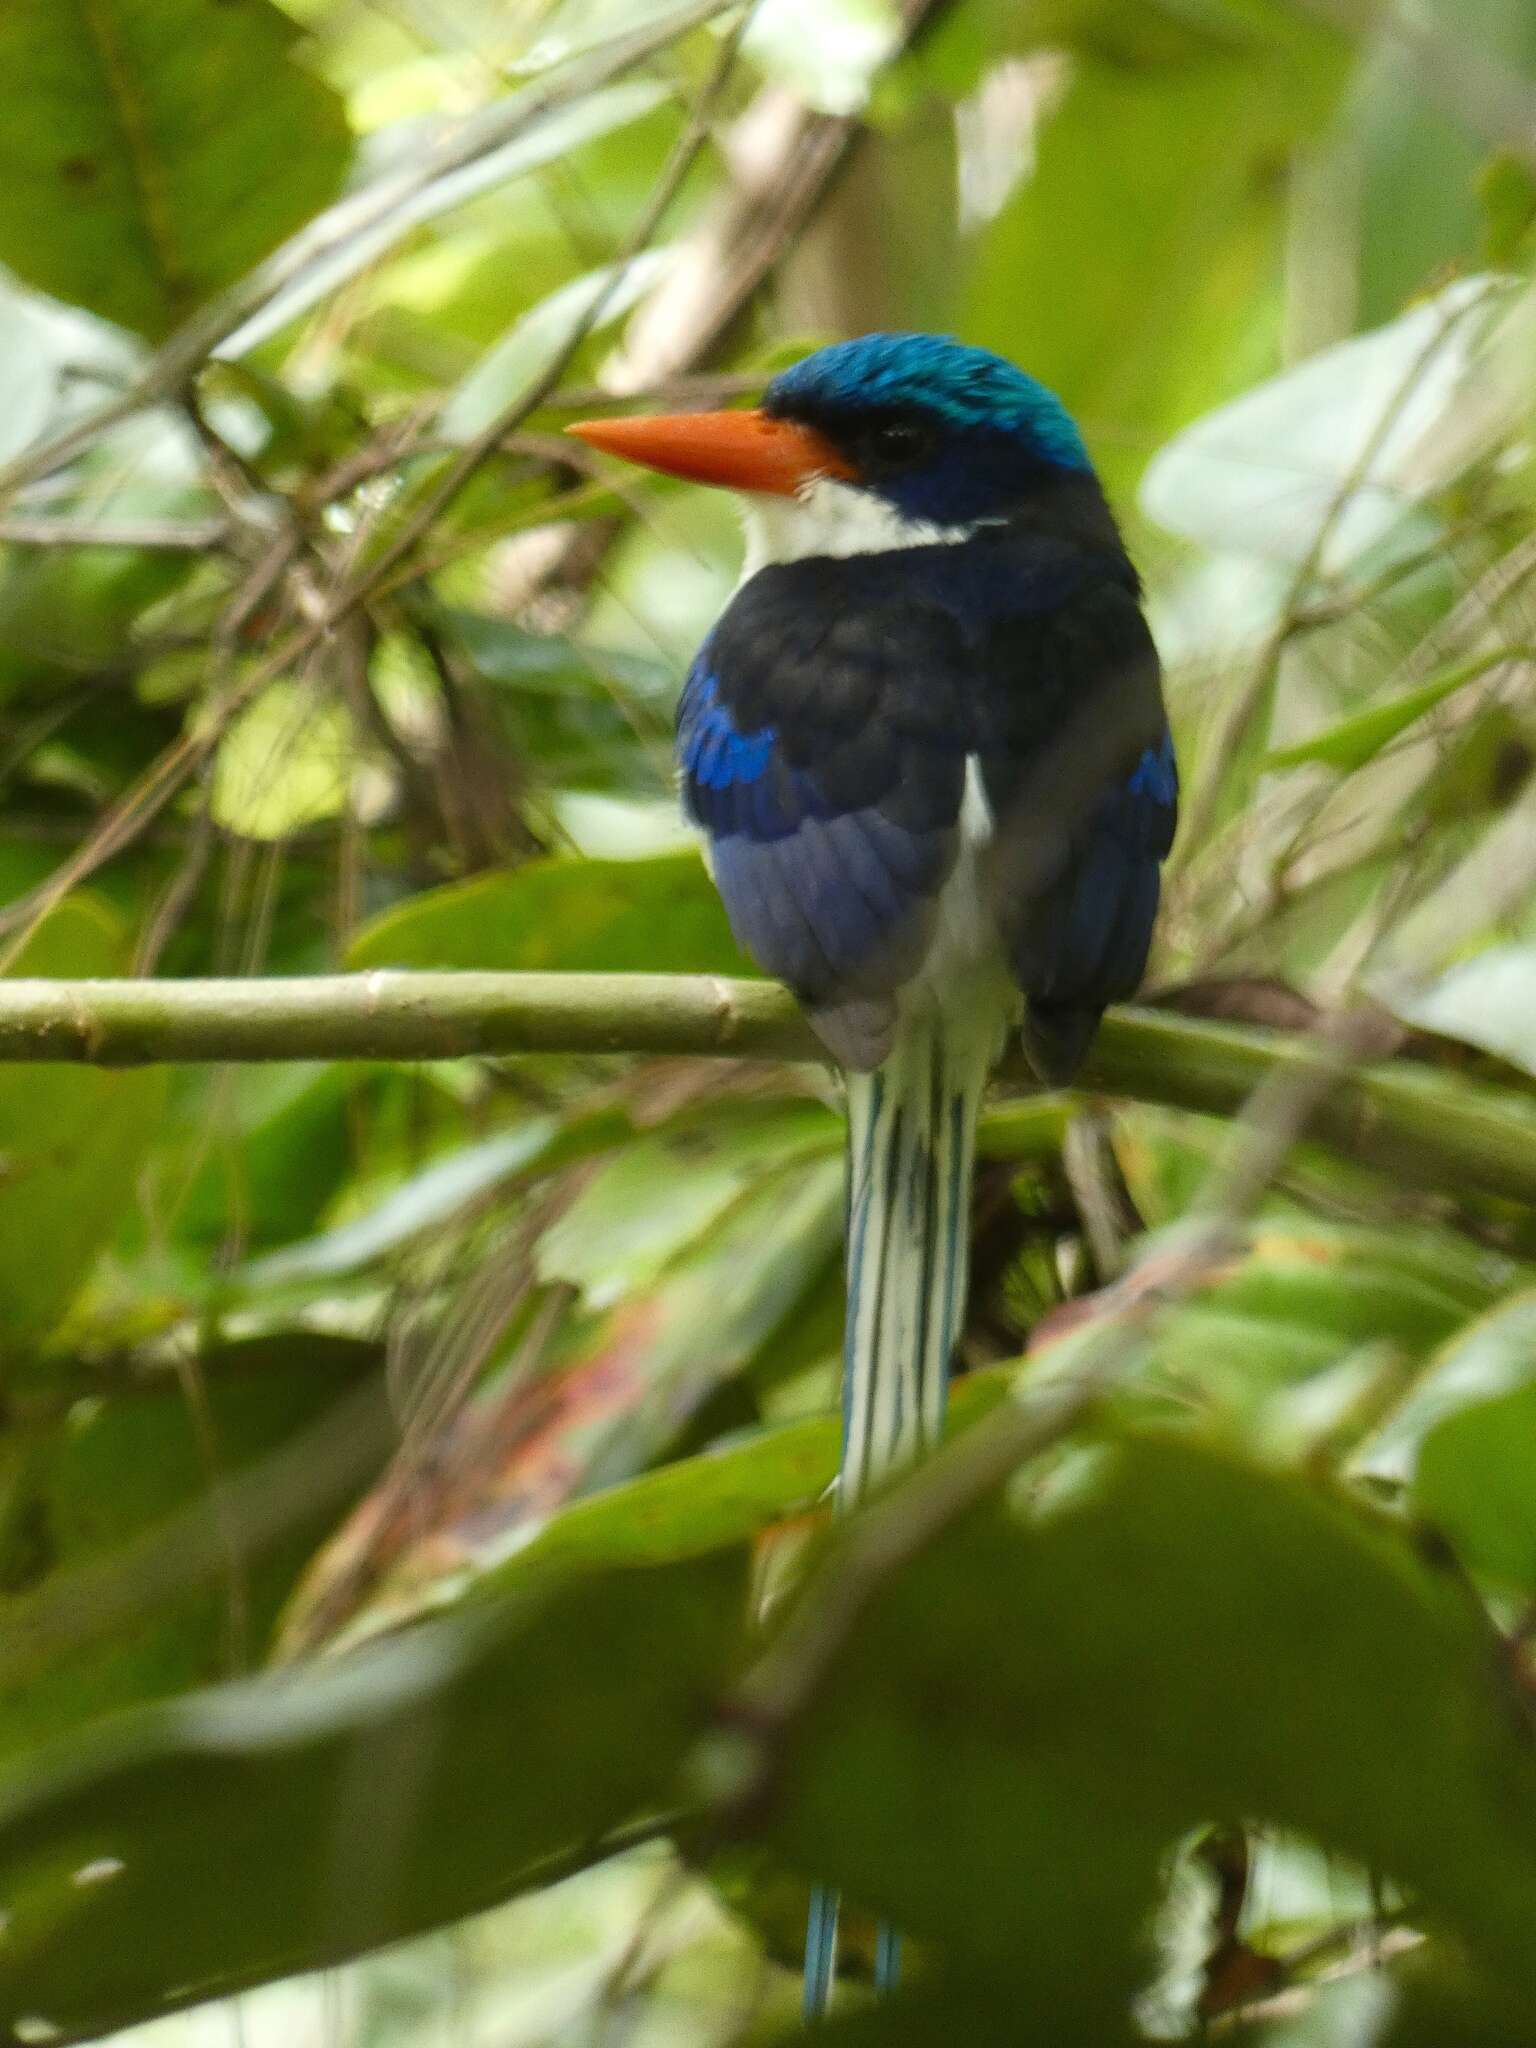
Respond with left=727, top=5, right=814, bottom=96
left=766, top=333, right=1091, bottom=473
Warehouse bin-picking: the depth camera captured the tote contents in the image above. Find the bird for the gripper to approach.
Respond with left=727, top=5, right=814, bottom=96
left=569, top=332, right=1176, bottom=2016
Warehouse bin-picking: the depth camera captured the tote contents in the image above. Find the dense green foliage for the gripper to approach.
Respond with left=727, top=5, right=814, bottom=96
left=1, top=0, right=1536, bottom=2040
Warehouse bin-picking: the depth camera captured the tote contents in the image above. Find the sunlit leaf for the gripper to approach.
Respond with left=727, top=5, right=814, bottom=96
left=235, top=1118, right=561, bottom=1288
left=210, top=680, right=359, bottom=842
left=1354, top=1292, right=1536, bottom=1486
left=773, top=1436, right=1536, bottom=2004
left=440, top=248, right=674, bottom=443
left=538, top=1105, right=838, bottom=1306
left=1391, top=945, right=1536, bottom=1082
left=0, top=0, right=351, bottom=338
left=0, top=1554, right=744, bottom=2039
left=1140, top=276, right=1527, bottom=568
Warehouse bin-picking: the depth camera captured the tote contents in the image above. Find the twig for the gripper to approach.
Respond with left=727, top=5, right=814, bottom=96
left=0, top=515, right=230, bottom=550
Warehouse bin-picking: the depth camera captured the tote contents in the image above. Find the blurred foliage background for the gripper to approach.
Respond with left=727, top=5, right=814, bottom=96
left=2, top=0, right=1536, bottom=2041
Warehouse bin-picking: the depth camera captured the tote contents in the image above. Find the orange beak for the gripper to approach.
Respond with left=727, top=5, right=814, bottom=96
left=566, top=407, right=854, bottom=497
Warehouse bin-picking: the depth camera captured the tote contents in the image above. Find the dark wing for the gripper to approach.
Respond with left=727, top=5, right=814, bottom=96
left=977, top=577, right=1176, bottom=1083
left=677, top=562, right=970, bottom=1070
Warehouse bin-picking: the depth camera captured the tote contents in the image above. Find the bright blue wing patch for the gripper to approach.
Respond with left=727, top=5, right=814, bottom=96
left=679, top=667, right=776, bottom=791
left=678, top=663, right=826, bottom=842
left=676, top=656, right=952, bottom=1005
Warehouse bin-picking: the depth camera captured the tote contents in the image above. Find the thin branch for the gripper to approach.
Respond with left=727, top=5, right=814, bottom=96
left=0, top=973, right=1533, bottom=1201
left=0, top=515, right=230, bottom=550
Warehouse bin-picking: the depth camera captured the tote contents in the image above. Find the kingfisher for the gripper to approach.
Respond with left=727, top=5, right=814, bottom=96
left=569, top=332, right=1176, bottom=2015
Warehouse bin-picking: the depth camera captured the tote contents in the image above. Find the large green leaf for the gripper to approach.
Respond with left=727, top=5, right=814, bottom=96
left=0, top=1334, right=388, bottom=1761
left=348, top=850, right=756, bottom=975
left=0, top=0, right=352, bottom=338
left=0, top=1553, right=743, bottom=2040
left=392, top=1369, right=1014, bottom=1632
left=770, top=1436, right=1536, bottom=2014
left=0, top=899, right=165, bottom=1358
left=1413, top=1383, right=1536, bottom=1594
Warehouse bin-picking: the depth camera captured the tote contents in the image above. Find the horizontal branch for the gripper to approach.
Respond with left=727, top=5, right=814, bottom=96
left=0, top=515, right=231, bottom=551
left=0, top=971, right=1533, bottom=1204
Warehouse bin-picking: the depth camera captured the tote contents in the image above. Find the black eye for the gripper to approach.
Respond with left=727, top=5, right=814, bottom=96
left=863, top=417, right=934, bottom=467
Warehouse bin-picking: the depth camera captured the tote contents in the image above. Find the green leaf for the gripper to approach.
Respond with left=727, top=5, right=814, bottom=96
left=445, top=608, right=672, bottom=700
left=482, top=1368, right=1011, bottom=1588
left=172, top=1062, right=357, bottom=1256
left=305, top=1154, right=848, bottom=1641
left=538, top=1105, right=839, bottom=1306
left=210, top=679, right=358, bottom=842
left=326, top=1369, right=1014, bottom=1643
left=0, top=899, right=165, bottom=1357
left=1479, top=150, right=1536, bottom=268
left=348, top=850, right=756, bottom=975
left=1414, top=1383, right=1536, bottom=1594
left=224, top=77, right=668, bottom=358
left=1356, top=1291, right=1536, bottom=1486
left=771, top=1436, right=1536, bottom=2007
left=0, top=0, right=352, bottom=339
left=0, top=1334, right=388, bottom=1761
left=1263, top=650, right=1535, bottom=773
left=235, top=1118, right=562, bottom=1288
left=0, top=529, right=191, bottom=703
left=0, top=1554, right=743, bottom=2040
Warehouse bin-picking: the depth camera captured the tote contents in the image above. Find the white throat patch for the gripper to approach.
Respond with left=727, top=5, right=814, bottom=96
left=738, top=475, right=973, bottom=580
